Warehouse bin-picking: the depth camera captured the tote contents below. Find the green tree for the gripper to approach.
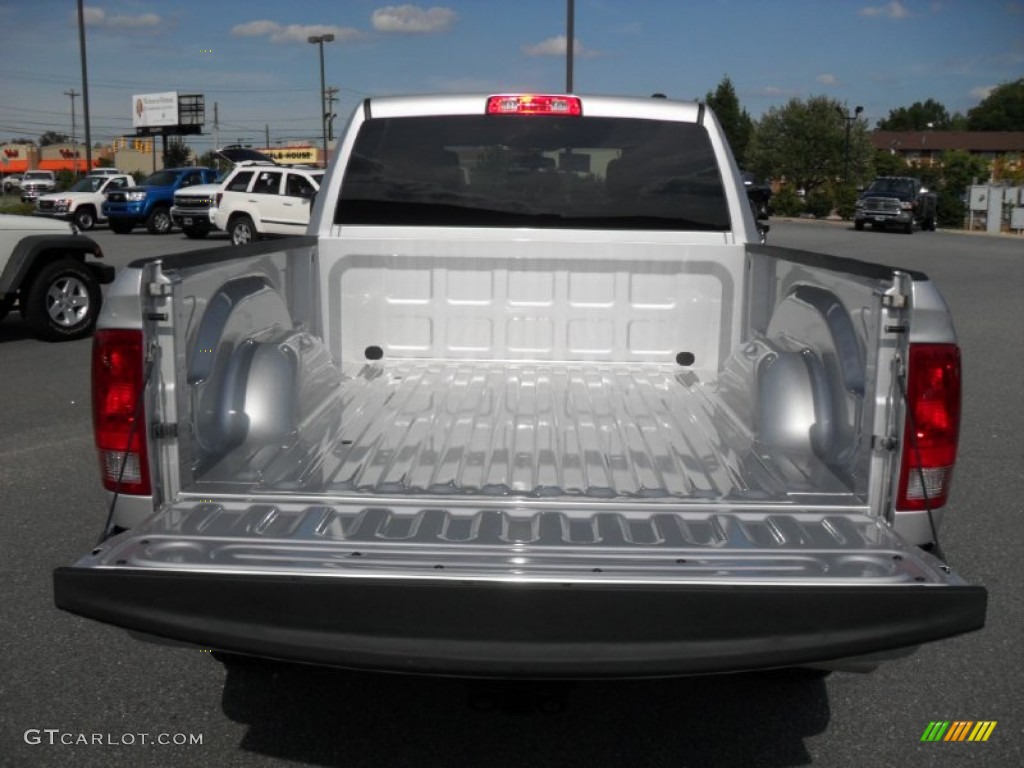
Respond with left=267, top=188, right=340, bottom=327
left=38, top=131, right=70, bottom=146
left=933, top=150, right=989, bottom=228
left=967, top=78, right=1024, bottom=131
left=938, top=149, right=989, bottom=193
left=872, top=150, right=910, bottom=178
left=705, top=75, right=754, bottom=165
left=746, top=96, right=872, bottom=193
left=876, top=99, right=954, bottom=130
left=164, top=138, right=191, bottom=169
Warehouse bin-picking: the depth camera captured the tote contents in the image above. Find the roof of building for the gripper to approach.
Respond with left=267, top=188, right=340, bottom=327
left=872, top=131, right=1024, bottom=153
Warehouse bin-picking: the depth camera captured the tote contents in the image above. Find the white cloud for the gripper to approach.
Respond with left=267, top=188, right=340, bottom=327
left=107, top=13, right=161, bottom=28
left=817, top=73, right=839, bottom=86
left=78, top=6, right=161, bottom=28
left=860, top=1, right=910, bottom=18
left=970, top=84, right=996, bottom=100
left=81, top=6, right=105, bottom=24
left=231, top=20, right=281, bottom=37
left=371, top=5, right=457, bottom=34
left=522, top=35, right=601, bottom=58
left=230, top=20, right=362, bottom=44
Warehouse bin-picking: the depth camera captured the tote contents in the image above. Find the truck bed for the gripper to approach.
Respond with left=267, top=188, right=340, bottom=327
left=200, top=359, right=856, bottom=506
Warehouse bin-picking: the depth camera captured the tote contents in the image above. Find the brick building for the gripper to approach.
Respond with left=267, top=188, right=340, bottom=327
left=871, top=131, right=1024, bottom=170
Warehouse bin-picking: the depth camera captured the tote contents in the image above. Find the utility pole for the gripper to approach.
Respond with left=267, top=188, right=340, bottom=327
left=308, top=34, right=335, bottom=169
left=77, top=0, right=92, bottom=173
left=214, top=102, right=219, bottom=150
left=566, top=0, right=575, bottom=93
left=64, top=89, right=79, bottom=174
left=325, top=87, right=338, bottom=141
left=265, top=124, right=270, bottom=149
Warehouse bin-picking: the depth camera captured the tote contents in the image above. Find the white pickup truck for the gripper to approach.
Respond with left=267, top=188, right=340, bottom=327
left=54, top=94, right=986, bottom=677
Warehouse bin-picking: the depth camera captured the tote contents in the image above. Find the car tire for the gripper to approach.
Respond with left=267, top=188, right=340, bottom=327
left=22, top=258, right=101, bottom=341
left=182, top=226, right=209, bottom=239
left=854, top=220, right=864, bottom=231
left=0, top=295, right=14, bottom=323
left=229, top=214, right=256, bottom=246
left=73, top=206, right=97, bottom=231
left=109, top=219, right=134, bottom=234
left=146, top=206, right=172, bottom=235
left=904, top=221, right=914, bottom=235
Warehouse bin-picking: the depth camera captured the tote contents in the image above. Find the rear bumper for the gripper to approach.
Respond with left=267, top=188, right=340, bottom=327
left=53, top=501, right=987, bottom=677
left=54, top=567, right=985, bottom=677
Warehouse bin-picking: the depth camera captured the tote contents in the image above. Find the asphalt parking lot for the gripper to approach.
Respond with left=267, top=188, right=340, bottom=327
left=1, top=220, right=1022, bottom=767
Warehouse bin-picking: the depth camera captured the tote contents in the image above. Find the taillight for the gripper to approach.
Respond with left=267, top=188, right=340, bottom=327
left=486, top=94, right=582, bottom=116
left=896, top=344, right=961, bottom=510
left=92, top=329, right=151, bottom=495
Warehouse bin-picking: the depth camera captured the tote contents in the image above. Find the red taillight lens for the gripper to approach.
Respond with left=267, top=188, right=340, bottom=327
left=486, top=94, right=582, bottom=116
left=92, top=329, right=151, bottom=495
left=896, top=344, right=961, bottom=510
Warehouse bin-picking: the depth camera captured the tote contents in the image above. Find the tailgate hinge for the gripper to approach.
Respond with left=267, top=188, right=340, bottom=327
left=142, top=260, right=173, bottom=321
left=881, top=271, right=913, bottom=333
left=881, top=271, right=913, bottom=309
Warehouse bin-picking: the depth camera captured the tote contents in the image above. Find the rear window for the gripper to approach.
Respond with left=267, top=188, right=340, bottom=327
left=226, top=171, right=254, bottom=192
left=336, top=115, right=730, bottom=231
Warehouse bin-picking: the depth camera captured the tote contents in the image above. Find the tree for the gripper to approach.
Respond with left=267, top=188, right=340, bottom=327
left=934, top=150, right=990, bottom=228
left=967, top=78, right=1024, bottom=131
left=746, top=96, right=872, bottom=193
left=876, top=99, right=954, bottom=131
left=705, top=75, right=754, bottom=165
left=164, top=138, right=191, bottom=169
left=39, top=131, right=70, bottom=146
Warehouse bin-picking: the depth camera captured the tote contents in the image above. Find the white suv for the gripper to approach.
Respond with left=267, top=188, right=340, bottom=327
left=212, top=166, right=323, bottom=245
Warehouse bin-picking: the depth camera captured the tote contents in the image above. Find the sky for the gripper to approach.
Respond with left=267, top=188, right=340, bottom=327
left=0, top=0, right=1021, bottom=152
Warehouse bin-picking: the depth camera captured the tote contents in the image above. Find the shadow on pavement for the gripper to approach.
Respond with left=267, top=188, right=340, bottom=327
left=222, top=660, right=830, bottom=767
left=0, top=315, right=35, bottom=343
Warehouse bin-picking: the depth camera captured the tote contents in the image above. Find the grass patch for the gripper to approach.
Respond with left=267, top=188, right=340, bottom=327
left=0, top=199, right=35, bottom=216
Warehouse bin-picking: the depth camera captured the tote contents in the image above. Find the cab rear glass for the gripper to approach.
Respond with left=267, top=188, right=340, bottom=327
left=336, top=115, right=730, bottom=231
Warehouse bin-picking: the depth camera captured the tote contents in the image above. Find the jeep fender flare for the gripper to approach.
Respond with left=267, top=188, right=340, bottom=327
left=0, top=234, right=113, bottom=299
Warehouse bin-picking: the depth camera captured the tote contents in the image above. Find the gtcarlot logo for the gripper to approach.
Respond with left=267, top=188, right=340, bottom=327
left=24, top=729, right=203, bottom=747
left=920, top=721, right=997, bottom=743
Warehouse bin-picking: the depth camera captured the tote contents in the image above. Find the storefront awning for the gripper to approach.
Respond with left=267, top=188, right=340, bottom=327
left=38, top=159, right=97, bottom=172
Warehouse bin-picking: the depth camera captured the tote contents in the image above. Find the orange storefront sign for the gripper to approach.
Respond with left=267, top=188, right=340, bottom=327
left=2, top=145, right=29, bottom=173
left=38, top=158, right=96, bottom=172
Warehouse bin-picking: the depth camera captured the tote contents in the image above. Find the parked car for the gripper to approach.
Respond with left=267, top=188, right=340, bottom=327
left=171, top=147, right=277, bottom=239
left=102, top=167, right=218, bottom=234
left=211, top=164, right=323, bottom=244
left=86, top=168, right=124, bottom=177
left=3, top=174, right=23, bottom=194
left=0, top=213, right=112, bottom=340
left=19, top=171, right=58, bottom=203
left=35, top=174, right=135, bottom=231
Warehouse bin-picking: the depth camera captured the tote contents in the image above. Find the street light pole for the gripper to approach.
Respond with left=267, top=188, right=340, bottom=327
left=307, top=34, right=335, bottom=169
left=837, top=105, right=864, bottom=183
left=566, top=0, right=575, bottom=93
left=77, top=0, right=92, bottom=174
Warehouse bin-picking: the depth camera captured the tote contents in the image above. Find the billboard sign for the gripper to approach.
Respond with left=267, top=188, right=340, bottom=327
left=133, top=92, right=178, bottom=129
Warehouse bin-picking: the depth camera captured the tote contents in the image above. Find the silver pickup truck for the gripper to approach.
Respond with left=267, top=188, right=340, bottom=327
left=54, top=94, right=986, bottom=677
